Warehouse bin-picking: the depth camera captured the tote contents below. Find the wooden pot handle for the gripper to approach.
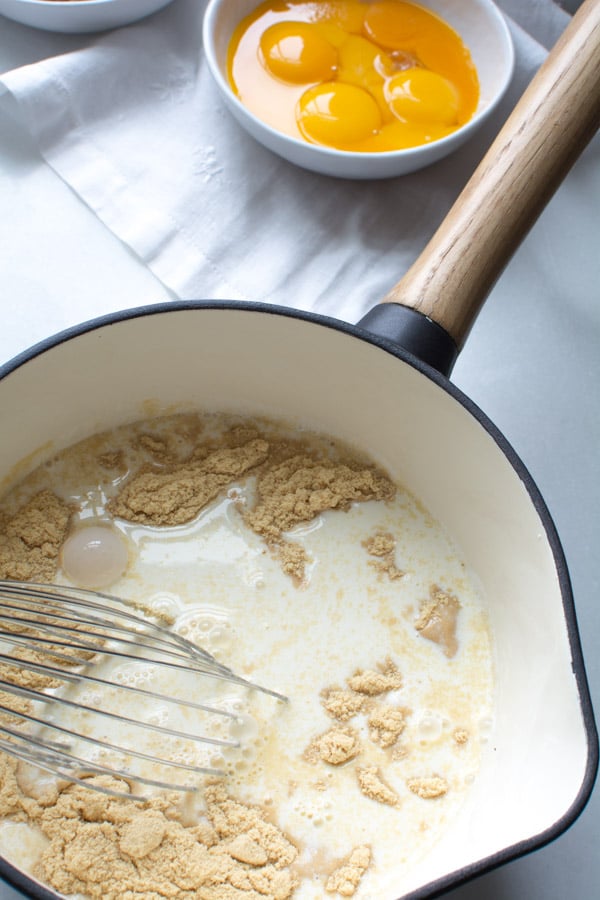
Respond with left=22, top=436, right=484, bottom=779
left=381, top=0, right=600, bottom=350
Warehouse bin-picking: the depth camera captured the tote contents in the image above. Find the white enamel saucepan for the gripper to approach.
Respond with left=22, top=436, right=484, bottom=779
left=0, top=2, right=598, bottom=898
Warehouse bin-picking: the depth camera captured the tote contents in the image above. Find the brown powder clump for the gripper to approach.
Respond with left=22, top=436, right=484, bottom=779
left=134, top=433, right=174, bottom=463
left=407, top=776, right=449, bottom=800
left=306, top=727, right=361, bottom=766
left=96, top=449, right=126, bottom=472
left=369, top=558, right=404, bottom=581
left=362, top=531, right=404, bottom=582
left=453, top=728, right=469, bottom=745
left=356, top=767, right=398, bottom=807
left=204, top=781, right=296, bottom=859
left=105, top=428, right=395, bottom=586
left=415, top=585, right=461, bottom=658
left=0, top=756, right=30, bottom=820
left=118, top=808, right=167, bottom=858
left=326, top=844, right=371, bottom=896
left=274, top=541, right=311, bottom=585
left=0, top=490, right=71, bottom=582
left=0, top=691, right=33, bottom=729
left=368, top=706, right=406, bottom=749
left=226, top=832, right=269, bottom=866
left=321, top=688, right=366, bottom=722
left=0, top=643, right=61, bottom=748
left=1, top=774, right=299, bottom=900
left=0, top=600, right=102, bottom=726
left=363, top=532, right=395, bottom=557
left=0, top=650, right=62, bottom=698
left=109, top=439, right=269, bottom=526
left=246, top=455, right=395, bottom=541
left=347, top=658, right=402, bottom=696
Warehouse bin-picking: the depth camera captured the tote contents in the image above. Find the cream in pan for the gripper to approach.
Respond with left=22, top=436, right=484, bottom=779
left=0, top=412, right=494, bottom=899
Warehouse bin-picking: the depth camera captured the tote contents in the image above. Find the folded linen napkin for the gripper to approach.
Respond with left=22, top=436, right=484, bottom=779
left=0, top=0, right=570, bottom=326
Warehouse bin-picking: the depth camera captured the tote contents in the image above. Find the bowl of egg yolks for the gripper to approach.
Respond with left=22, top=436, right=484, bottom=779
left=203, top=0, right=515, bottom=178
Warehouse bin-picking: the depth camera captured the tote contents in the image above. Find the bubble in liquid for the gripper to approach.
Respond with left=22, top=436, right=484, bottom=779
left=418, top=714, right=443, bottom=742
left=208, top=624, right=233, bottom=655
left=229, top=714, right=259, bottom=744
left=479, top=717, right=493, bottom=734
left=61, top=524, right=129, bottom=589
left=148, top=593, right=181, bottom=620
left=77, top=691, right=102, bottom=707
left=147, top=709, right=168, bottom=727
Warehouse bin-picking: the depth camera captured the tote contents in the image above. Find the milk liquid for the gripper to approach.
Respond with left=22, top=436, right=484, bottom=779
left=0, top=414, right=494, bottom=899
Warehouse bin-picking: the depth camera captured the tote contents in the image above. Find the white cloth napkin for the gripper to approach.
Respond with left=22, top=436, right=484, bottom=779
left=0, top=0, right=570, bottom=325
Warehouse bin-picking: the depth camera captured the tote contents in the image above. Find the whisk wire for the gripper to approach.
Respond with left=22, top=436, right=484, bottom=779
left=0, top=580, right=287, bottom=799
left=0, top=651, right=240, bottom=718
left=0, top=737, right=193, bottom=800
left=0, top=701, right=227, bottom=776
left=0, top=724, right=215, bottom=791
left=0, top=581, right=224, bottom=666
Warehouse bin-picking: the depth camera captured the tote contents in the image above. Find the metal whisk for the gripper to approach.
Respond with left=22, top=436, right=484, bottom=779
left=0, top=580, right=286, bottom=800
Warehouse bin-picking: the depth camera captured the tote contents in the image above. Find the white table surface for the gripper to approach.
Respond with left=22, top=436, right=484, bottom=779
left=0, top=4, right=599, bottom=900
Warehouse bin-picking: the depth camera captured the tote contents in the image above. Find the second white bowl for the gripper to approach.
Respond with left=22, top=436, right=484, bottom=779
left=0, top=0, right=176, bottom=33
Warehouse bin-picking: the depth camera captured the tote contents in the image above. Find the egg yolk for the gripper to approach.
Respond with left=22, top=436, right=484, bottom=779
left=259, top=22, right=338, bottom=84
left=337, top=34, right=392, bottom=88
left=227, top=0, right=479, bottom=153
left=313, top=0, right=367, bottom=35
left=297, top=82, right=382, bottom=147
left=337, top=34, right=395, bottom=121
left=387, top=68, right=459, bottom=125
left=61, top=524, right=129, bottom=589
left=363, top=0, right=430, bottom=48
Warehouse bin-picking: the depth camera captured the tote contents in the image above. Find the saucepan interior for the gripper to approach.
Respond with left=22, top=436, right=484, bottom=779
left=0, top=303, right=596, bottom=898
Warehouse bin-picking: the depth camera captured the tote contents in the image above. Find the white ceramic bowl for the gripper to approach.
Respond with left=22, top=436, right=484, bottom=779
left=0, top=0, right=175, bottom=33
left=203, top=0, right=515, bottom=179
